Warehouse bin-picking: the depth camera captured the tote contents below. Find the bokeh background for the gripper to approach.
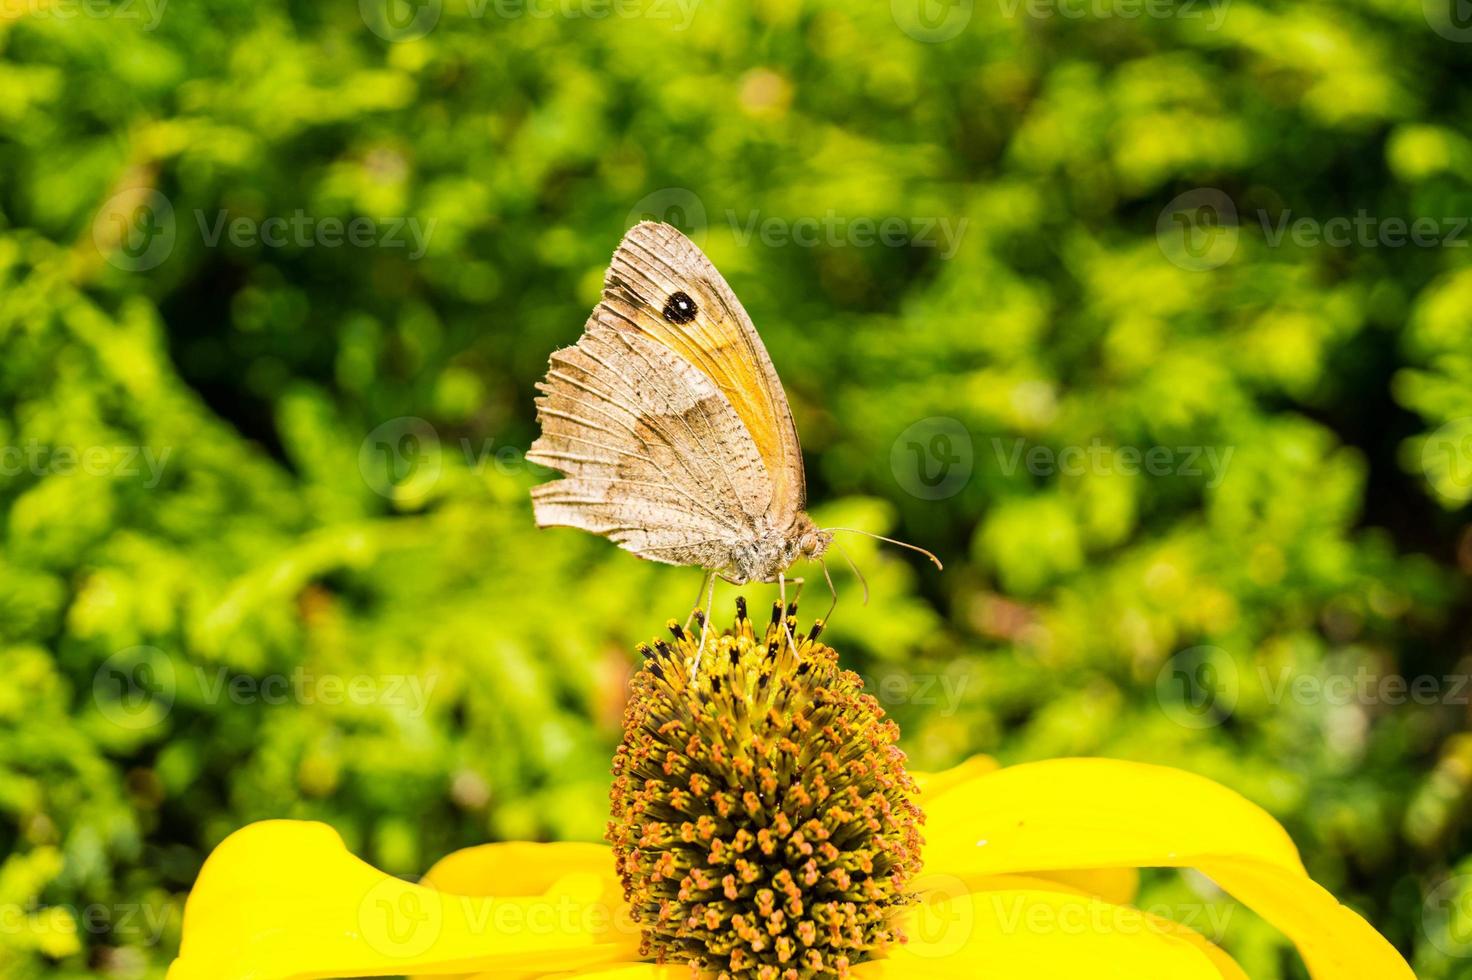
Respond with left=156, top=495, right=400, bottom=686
left=3, top=1, right=1472, bottom=976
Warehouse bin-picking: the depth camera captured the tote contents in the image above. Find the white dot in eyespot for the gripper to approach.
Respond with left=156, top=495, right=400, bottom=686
left=662, top=290, right=699, bottom=324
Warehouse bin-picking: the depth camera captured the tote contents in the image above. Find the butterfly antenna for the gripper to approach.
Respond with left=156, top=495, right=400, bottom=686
left=832, top=539, right=870, bottom=605
left=823, top=528, right=943, bottom=571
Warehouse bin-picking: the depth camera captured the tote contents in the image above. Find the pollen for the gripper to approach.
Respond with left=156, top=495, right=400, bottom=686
left=608, top=598, right=924, bottom=979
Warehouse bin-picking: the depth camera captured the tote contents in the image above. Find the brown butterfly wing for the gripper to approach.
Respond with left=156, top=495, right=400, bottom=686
left=528, top=318, right=770, bottom=571
left=600, top=222, right=807, bottom=528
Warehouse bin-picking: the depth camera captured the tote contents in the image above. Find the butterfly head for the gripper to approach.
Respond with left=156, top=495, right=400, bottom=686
left=791, top=512, right=833, bottom=564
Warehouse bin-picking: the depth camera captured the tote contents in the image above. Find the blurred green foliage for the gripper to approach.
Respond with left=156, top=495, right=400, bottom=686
left=1, top=1, right=1471, bottom=977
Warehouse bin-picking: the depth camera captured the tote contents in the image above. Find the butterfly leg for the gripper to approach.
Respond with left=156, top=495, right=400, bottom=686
left=684, top=569, right=715, bottom=633
left=819, top=558, right=839, bottom=627
left=778, top=572, right=798, bottom=654
left=690, top=569, right=717, bottom=679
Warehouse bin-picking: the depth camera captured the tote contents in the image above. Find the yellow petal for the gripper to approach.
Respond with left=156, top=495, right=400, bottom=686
left=562, top=966, right=693, bottom=979
left=853, top=886, right=1230, bottom=979
left=166, top=821, right=640, bottom=980
left=409, top=842, right=631, bottom=980
left=1033, top=866, right=1139, bottom=906
left=921, top=758, right=1411, bottom=979
left=944, top=874, right=1247, bottom=980
left=918, top=755, right=1137, bottom=904
left=421, top=841, right=619, bottom=896
left=913, top=754, right=999, bottom=805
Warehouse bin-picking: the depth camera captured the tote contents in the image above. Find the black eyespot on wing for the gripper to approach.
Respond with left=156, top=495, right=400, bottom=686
left=662, top=291, right=698, bottom=324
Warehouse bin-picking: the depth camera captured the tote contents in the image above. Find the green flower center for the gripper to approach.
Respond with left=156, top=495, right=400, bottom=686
left=607, top=599, right=924, bottom=980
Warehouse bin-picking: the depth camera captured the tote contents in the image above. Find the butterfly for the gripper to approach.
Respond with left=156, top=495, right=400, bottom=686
left=528, top=221, right=938, bottom=655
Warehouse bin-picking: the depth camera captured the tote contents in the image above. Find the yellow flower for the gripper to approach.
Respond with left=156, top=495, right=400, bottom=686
left=167, top=603, right=1411, bottom=980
